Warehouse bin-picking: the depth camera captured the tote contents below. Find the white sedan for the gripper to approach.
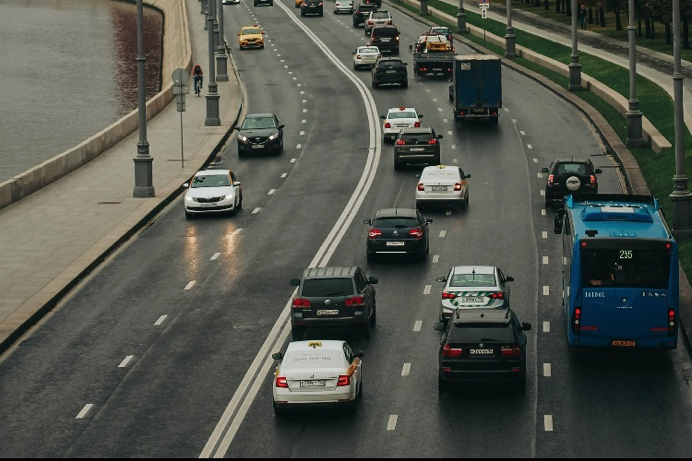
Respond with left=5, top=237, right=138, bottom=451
left=415, top=164, right=470, bottom=210
left=352, top=45, right=381, bottom=70
left=380, top=107, right=423, bottom=143
left=334, top=0, right=353, bottom=14
left=183, top=167, right=243, bottom=218
left=272, top=340, right=364, bottom=415
left=222, top=0, right=240, bottom=4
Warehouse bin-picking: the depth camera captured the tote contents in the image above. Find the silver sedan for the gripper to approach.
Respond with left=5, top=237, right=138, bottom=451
left=352, top=46, right=381, bottom=70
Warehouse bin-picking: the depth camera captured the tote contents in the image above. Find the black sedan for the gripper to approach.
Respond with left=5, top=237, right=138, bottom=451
left=364, top=208, right=432, bottom=262
left=235, top=113, right=284, bottom=156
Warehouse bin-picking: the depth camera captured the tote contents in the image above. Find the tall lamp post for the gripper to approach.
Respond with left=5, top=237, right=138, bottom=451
left=670, top=0, right=692, bottom=233
left=625, top=0, right=644, bottom=146
left=212, top=0, right=220, bottom=48
left=505, top=0, right=516, bottom=58
left=216, top=0, right=229, bottom=82
left=133, top=0, right=154, bottom=198
left=568, top=0, right=582, bottom=90
left=457, top=0, right=467, bottom=33
left=421, top=0, right=429, bottom=15
left=205, top=2, right=221, bottom=126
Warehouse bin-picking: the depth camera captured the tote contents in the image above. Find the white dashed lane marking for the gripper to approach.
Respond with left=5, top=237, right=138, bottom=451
left=118, top=355, right=134, bottom=368
left=533, top=158, right=538, bottom=163
left=268, top=189, right=276, bottom=195
left=543, top=363, right=552, bottom=377
left=232, top=228, right=242, bottom=236
left=296, top=144, right=302, bottom=149
left=432, top=255, right=439, bottom=263
left=520, top=130, right=526, bottom=135
left=447, top=131, right=453, bottom=135
left=154, top=314, right=167, bottom=326
left=387, top=415, right=399, bottom=431
left=540, top=190, right=545, bottom=196
left=541, top=209, right=546, bottom=216
left=538, top=173, right=543, bottom=178
left=423, top=285, right=432, bottom=295
left=542, top=231, right=548, bottom=239
left=184, top=281, right=196, bottom=290
left=76, top=404, right=94, bottom=419
left=291, top=158, right=297, bottom=163
left=439, top=230, right=446, bottom=238
left=544, top=415, right=554, bottom=431
left=543, top=285, right=550, bottom=296
left=252, top=207, right=261, bottom=213
left=281, top=172, right=287, bottom=178
left=542, top=256, right=549, bottom=265
left=211, top=252, right=221, bottom=260
left=543, top=321, right=550, bottom=332
left=300, top=131, right=305, bottom=135
left=413, top=320, right=423, bottom=331
left=401, top=363, right=411, bottom=376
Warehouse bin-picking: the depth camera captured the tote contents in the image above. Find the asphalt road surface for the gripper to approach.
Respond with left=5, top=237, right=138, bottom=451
left=1, top=0, right=692, bottom=457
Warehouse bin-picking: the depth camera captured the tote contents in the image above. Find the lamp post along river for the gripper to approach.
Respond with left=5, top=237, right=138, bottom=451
left=133, top=0, right=154, bottom=198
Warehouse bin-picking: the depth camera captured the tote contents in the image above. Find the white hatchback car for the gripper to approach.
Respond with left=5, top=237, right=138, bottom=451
left=272, top=340, right=364, bottom=415
left=334, top=0, right=353, bottom=14
left=415, top=165, right=470, bottom=210
left=183, top=167, right=243, bottom=218
left=352, top=45, right=381, bottom=70
left=380, top=107, right=423, bottom=143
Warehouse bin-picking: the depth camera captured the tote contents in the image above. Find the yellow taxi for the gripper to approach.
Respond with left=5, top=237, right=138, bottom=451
left=237, top=25, right=265, bottom=50
left=295, top=0, right=304, bottom=7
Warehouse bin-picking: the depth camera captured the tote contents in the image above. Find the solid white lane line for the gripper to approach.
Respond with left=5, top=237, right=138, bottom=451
left=281, top=173, right=287, bottom=178
left=413, top=320, right=422, bottom=332
left=544, top=415, right=554, bottom=431
left=268, top=189, right=275, bottom=195
left=543, top=285, right=550, bottom=296
left=543, top=363, right=552, bottom=377
left=542, top=256, right=549, bottom=265
left=232, top=229, right=242, bottom=236
left=118, top=355, right=134, bottom=368
left=154, top=314, right=167, bottom=326
left=252, top=207, right=261, bottom=214
left=439, top=230, right=446, bottom=238
left=424, top=285, right=432, bottom=295
left=401, top=363, right=411, bottom=376
left=387, top=415, right=399, bottom=431
left=211, top=252, right=221, bottom=260
left=76, top=404, right=93, bottom=419
left=433, top=255, right=439, bottom=263
left=543, top=321, right=550, bottom=333
left=542, top=231, right=548, bottom=239
left=185, top=281, right=196, bottom=290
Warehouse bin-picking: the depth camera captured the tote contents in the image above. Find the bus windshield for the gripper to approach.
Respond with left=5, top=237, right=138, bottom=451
left=581, top=248, right=670, bottom=289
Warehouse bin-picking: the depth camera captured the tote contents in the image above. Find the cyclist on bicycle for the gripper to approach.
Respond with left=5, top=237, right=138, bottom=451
left=192, top=64, right=204, bottom=96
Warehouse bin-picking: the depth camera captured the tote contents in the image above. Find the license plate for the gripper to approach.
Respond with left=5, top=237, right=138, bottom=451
left=469, top=349, right=494, bottom=355
left=251, top=144, right=263, bottom=149
left=381, top=38, right=391, bottom=42
left=386, top=70, right=396, bottom=73
left=612, top=340, right=636, bottom=347
left=432, top=68, right=442, bottom=71
left=199, top=203, right=216, bottom=208
left=317, top=309, right=339, bottom=316
left=410, top=147, right=425, bottom=152
left=431, top=185, right=447, bottom=191
left=300, top=380, right=326, bottom=387
left=386, top=241, right=405, bottom=246
left=461, top=296, right=483, bottom=303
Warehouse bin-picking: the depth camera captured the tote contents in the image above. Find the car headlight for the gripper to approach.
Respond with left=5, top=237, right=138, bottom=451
left=238, top=135, right=248, bottom=143
left=185, top=195, right=195, bottom=202
left=224, top=194, right=235, bottom=201
left=268, top=133, right=278, bottom=141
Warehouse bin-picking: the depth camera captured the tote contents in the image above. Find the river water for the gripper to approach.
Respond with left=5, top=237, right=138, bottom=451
left=0, top=0, right=162, bottom=183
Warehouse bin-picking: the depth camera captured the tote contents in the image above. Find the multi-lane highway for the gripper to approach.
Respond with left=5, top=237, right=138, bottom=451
left=2, top=0, right=692, bottom=457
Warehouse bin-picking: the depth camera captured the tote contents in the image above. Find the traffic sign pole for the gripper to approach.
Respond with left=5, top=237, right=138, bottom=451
left=172, top=68, right=190, bottom=168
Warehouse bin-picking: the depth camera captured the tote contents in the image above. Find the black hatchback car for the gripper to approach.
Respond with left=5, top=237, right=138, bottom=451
left=394, top=127, right=443, bottom=170
left=372, top=57, right=408, bottom=88
left=370, top=25, right=400, bottom=54
left=290, top=266, right=378, bottom=340
left=435, top=308, right=531, bottom=392
left=353, top=3, right=378, bottom=26
left=365, top=208, right=432, bottom=261
left=542, top=158, right=602, bottom=207
left=235, top=113, right=285, bottom=156
left=301, top=0, right=323, bottom=16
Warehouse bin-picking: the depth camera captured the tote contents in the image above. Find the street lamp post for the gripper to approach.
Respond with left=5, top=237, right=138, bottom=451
left=216, top=0, right=229, bottom=82
left=202, top=0, right=208, bottom=29
left=457, top=0, right=467, bottom=33
left=133, top=0, right=154, bottom=198
left=421, top=0, right=428, bottom=15
left=212, top=0, right=220, bottom=49
left=670, top=0, right=692, bottom=233
left=568, top=0, right=582, bottom=90
left=505, top=0, right=516, bottom=58
left=200, top=0, right=207, bottom=14
left=625, top=0, right=644, bottom=146
left=205, top=6, right=221, bottom=126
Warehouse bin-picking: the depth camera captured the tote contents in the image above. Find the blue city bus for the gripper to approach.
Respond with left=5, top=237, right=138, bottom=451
left=554, top=194, right=678, bottom=349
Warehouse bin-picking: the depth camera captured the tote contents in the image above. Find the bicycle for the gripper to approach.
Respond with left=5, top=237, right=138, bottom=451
left=193, top=75, right=204, bottom=96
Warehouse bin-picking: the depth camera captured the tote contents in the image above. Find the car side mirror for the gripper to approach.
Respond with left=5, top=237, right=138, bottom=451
left=364, top=218, right=372, bottom=225
left=271, top=352, right=283, bottom=360
left=183, top=183, right=189, bottom=188
left=437, top=135, right=443, bottom=139
left=234, top=126, right=240, bottom=131
left=352, top=50, right=356, bottom=54
left=506, top=276, right=514, bottom=282
left=408, top=44, right=413, bottom=51
left=433, top=322, right=446, bottom=331
left=595, top=168, right=603, bottom=174
left=233, top=181, right=241, bottom=187
left=368, top=276, right=378, bottom=285
left=426, top=218, right=433, bottom=224
left=522, top=322, right=532, bottom=331
left=554, top=209, right=564, bottom=234
left=278, top=124, right=285, bottom=129
left=464, top=174, right=471, bottom=179
left=262, top=31, right=266, bottom=34
left=541, top=167, right=549, bottom=173
left=435, top=276, right=446, bottom=282
left=379, top=115, right=386, bottom=120
left=290, top=278, right=301, bottom=287
left=237, top=33, right=241, bottom=36
left=418, top=114, right=423, bottom=118
left=354, top=350, right=365, bottom=358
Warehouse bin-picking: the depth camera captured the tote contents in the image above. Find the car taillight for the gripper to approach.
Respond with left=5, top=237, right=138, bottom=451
left=590, top=175, right=597, bottom=187
left=572, top=307, right=581, bottom=333
left=459, top=110, right=465, bottom=115
left=368, top=229, right=382, bottom=239
left=414, top=122, right=421, bottom=127
left=417, top=183, right=424, bottom=191
left=292, top=298, right=310, bottom=309
left=356, top=54, right=361, bottom=59
left=318, top=1, right=323, bottom=5
left=428, top=139, right=437, bottom=145
left=501, top=345, right=521, bottom=358
left=409, top=227, right=423, bottom=239
left=488, top=292, right=504, bottom=299
left=345, top=296, right=365, bottom=306
left=669, top=309, right=677, bottom=336
left=453, top=183, right=462, bottom=191
left=384, top=122, right=391, bottom=128
left=442, top=291, right=457, bottom=300
left=368, top=20, right=373, bottom=24
left=337, top=375, right=350, bottom=386
left=396, top=139, right=407, bottom=146
left=547, top=174, right=554, bottom=187
left=387, top=19, right=392, bottom=24
left=377, top=53, right=382, bottom=58
left=442, top=344, right=462, bottom=357
left=276, top=376, right=288, bottom=388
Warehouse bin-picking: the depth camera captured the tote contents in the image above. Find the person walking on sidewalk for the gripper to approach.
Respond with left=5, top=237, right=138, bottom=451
left=579, top=4, right=587, bottom=30
left=192, top=64, right=204, bottom=96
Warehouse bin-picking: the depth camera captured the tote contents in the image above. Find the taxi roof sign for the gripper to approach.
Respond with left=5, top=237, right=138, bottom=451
left=308, top=341, right=323, bottom=348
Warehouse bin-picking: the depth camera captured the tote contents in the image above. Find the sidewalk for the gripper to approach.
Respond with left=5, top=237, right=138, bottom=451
left=0, top=0, right=242, bottom=352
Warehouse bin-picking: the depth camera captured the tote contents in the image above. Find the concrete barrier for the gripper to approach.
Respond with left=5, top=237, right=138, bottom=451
left=399, top=0, right=672, bottom=153
left=0, top=0, right=192, bottom=211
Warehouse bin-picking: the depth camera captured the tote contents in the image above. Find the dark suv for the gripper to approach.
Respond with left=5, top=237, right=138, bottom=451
left=542, top=158, right=601, bottom=207
left=353, top=3, right=378, bottom=26
left=435, top=308, right=531, bottom=392
left=393, top=127, right=443, bottom=170
left=364, top=208, right=432, bottom=261
left=372, top=57, right=408, bottom=88
left=290, top=267, right=378, bottom=340
left=301, top=0, right=323, bottom=16
left=370, top=25, right=400, bottom=54
left=254, top=0, right=273, bottom=5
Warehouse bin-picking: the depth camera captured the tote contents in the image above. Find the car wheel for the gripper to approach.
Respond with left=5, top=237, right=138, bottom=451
left=372, top=80, right=378, bottom=89
left=301, top=11, right=305, bottom=15
left=394, top=160, right=401, bottom=171
left=185, top=211, right=193, bottom=220
left=402, top=80, right=408, bottom=89
left=438, top=375, right=448, bottom=393
left=291, top=327, right=304, bottom=341
left=416, top=201, right=423, bottom=210
left=358, top=378, right=363, bottom=397
left=492, top=117, right=499, bottom=125
left=272, top=400, right=284, bottom=417
left=361, top=316, right=371, bottom=340
left=515, top=378, right=526, bottom=394
left=348, top=400, right=358, bottom=415
left=463, top=192, right=469, bottom=210
left=319, top=11, right=323, bottom=16
left=366, top=251, right=376, bottom=263
left=370, top=303, right=377, bottom=325
left=237, top=192, right=243, bottom=210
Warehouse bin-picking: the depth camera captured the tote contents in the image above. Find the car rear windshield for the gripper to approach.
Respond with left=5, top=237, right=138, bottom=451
left=422, top=171, right=458, bottom=181
left=373, top=27, right=399, bottom=37
left=450, top=323, right=514, bottom=343
left=555, top=163, right=589, bottom=175
left=450, top=273, right=496, bottom=287
left=359, top=47, right=379, bottom=54
left=371, top=11, right=389, bottom=18
left=302, top=278, right=354, bottom=297
left=283, top=350, right=344, bottom=370
left=191, top=174, right=231, bottom=188
left=400, top=132, right=433, bottom=142
left=388, top=110, right=416, bottom=118
left=373, top=217, right=418, bottom=228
